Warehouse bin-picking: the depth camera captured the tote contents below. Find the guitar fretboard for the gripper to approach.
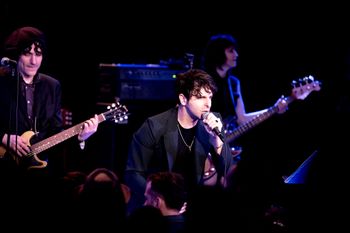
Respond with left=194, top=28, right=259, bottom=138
left=31, top=114, right=107, bottom=154
left=226, top=96, right=294, bottom=144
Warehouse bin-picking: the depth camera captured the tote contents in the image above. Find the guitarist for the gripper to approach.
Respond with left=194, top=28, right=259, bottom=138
left=0, top=27, right=99, bottom=182
left=203, top=34, right=288, bottom=155
left=202, top=34, right=289, bottom=189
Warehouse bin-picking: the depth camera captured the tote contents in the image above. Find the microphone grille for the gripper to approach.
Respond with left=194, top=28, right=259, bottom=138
left=1, top=57, right=9, bottom=65
left=1, top=57, right=17, bottom=66
left=201, top=112, right=209, bottom=120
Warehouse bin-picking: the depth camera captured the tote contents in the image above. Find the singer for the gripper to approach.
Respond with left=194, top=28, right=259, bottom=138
left=124, top=69, right=236, bottom=215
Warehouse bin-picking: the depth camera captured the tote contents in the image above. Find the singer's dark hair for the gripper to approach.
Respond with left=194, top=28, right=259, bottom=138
left=175, top=69, right=217, bottom=103
left=203, top=34, right=237, bottom=74
left=2, top=26, right=46, bottom=61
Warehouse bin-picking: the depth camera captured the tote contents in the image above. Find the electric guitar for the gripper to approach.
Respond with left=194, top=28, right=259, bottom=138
left=0, top=102, right=128, bottom=170
left=225, top=75, right=321, bottom=144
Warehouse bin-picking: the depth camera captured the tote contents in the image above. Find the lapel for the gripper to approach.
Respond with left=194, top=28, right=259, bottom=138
left=163, top=109, right=179, bottom=170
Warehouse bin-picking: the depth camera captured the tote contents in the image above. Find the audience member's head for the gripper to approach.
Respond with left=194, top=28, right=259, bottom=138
left=145, top=171, right=186, bottom=216
left=77, top=168, right=129, bottom=229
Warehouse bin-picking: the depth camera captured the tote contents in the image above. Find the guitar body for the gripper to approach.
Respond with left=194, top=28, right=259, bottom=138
left=0, top=131, right=47, bottom=170
left=19, top=131, right=48, bottom=169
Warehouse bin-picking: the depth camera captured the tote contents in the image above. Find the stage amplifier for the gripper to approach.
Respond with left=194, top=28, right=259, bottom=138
left=97, top=63, right=185, bottom=103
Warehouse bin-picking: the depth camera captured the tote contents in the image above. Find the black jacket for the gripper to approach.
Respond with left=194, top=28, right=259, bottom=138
left=124, top=107, right=234, bottom=212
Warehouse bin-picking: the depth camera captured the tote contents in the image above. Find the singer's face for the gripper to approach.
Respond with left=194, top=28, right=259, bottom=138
left=18, top=43, right=43, bottom=80
left=186, top=88, right=213, bottom=119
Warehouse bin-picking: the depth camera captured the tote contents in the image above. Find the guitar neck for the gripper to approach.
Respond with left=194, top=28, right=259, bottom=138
left=31, top=114, right=106, bottom=154
left=226, top=96, right=294, bottom=144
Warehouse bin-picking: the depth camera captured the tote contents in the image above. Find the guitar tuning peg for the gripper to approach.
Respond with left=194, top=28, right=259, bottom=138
left=107, top=103, right=117, bottom=110
left=114, top=96, right=120, bottom=103
left=303, top=75, right=315, bottom=84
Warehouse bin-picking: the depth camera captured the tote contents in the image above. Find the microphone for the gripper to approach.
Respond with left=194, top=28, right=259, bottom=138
left=1, top=57, right=17, bottom=66
left=201, top=112, right=225, bottom=142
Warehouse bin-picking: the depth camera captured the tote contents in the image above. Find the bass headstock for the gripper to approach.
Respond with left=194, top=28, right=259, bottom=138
left=291, top=75, right=321, bottom=100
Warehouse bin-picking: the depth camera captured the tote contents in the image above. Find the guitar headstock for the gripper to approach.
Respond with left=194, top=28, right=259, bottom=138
left=291, top=75, right=321, bottom=100
left=103, top=102, right=129, bottom=124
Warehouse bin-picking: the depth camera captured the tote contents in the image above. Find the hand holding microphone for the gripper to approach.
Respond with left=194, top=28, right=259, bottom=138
left=201, top=112, right=225, bottom=142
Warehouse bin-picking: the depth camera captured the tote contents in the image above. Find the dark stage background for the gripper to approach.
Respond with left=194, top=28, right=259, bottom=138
left=1, top=3, right=349, bottom=213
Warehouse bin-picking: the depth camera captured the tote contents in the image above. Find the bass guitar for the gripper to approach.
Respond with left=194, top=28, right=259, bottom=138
left=225, top=75, right=321, bottom=144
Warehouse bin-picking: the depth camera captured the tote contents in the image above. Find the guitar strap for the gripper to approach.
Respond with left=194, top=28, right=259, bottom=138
left=227, top=75, right=239, bottom=111
left=226, top=75, right=243, bottom=157
left=226, top=75, right=240, bottom=130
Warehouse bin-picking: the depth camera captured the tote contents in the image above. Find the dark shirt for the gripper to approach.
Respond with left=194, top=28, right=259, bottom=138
left=22, top=81, right=35, bottom=129
left=166, top=214, right=186, bottom=233
left=173, top=124, right=197, bottom=193
left=210, top=70, right=240, bottom=126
